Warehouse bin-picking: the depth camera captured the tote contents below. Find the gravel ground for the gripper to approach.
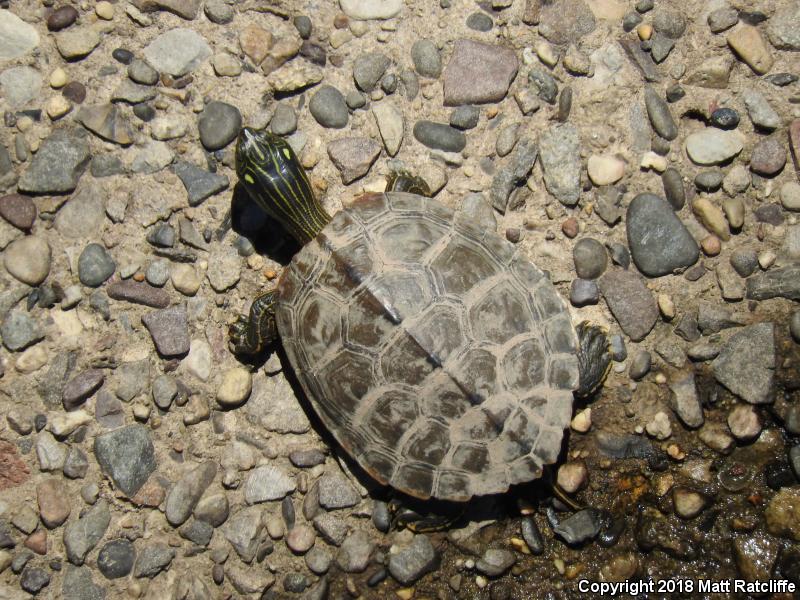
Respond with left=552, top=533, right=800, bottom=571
left=1, top=0, right=800, bottom=598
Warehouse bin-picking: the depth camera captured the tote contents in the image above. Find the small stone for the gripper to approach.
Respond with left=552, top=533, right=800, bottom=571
left=629, top=350, right=651, bottom=380
left=466, top=11, right=493, bottom=31
left=217, top=368, right=252, bottom=408
left=587, top=154, right=625, bottom=186
left=388, top=535, right=438, bottom=585
left=63, top=500, right=111, bottom=565
left=47, top=5, right=79, bottom=31
left=727, top=24, right=773, bottom=75
left=327, top=137, right=382, bottom=184
left=63, top=369, right=104, bottom=410
left=653, top=7, right=685, bottom=38
left=340, top=0, right=402, bottom=20
left=143, top=28, right=211, bottom=77
left=133, top=542, right=175, bottom=578
left=712, top=323, right=775, bottom=404
left=142, top=305, right=190, bottom=356
left=411, top=39, right=441, bottom=78
left=98, top=539, right=135, bottom=579
left=1, top=311, right=44, bottom=352
left=573, top=238, right=607, bottom=279
left=644, top=87, right=678, bottom=141
left=3, top=236, right=50, bottom=285
left=781, top=182, right=800, bottom=212
left=20, top=567, right=50, bottom=594
left=442, top=39, right=518, bottom=106
left=336, top=530, right=374, bottom=573
left=693, top=197, right=730, bottom=240
left=570, top=279, right=598, bottom=307
left=742, top=89, right=781, bottom=131
left=722, top=197, right=745, bottom=230
left=750, top=136, right=786, bottom=176
left=695, top=170, right=724, bottom=192
left=37, top=478, right=71, bottom=527
left=598, top=269, right=658, bottom=342
left=0, top=194, right=36, bottom=230
left=539, top=123, right=581, bottom=206
left=556, top=461, right=587, bottom=493
left=660, top=168, right=685, bottom=210
left=710, top=107, right=739, bottom=129
left=685, top=128, right=744, bottom=165
left=78, top=243, right=116, bottom=287
left=94, top=425, right=157, bottom=496
left=727, top=404, right=761, bottom=440
left=198, top=101, right=241, bottom=150
left=165, top=461, right=216, bottom=526
left=318, top=473, right=360, bottom=509
left=245, top=466, right=295, bottom=504
left=571, top=408, right=592, bottom=432
left=353, top=53, right=390, bottom=92
left=286, top=524, right=316, bottom=554
left=309, top=85, right=349, bottom=129
left=107, top=280, right=169, bottom=308
left=646, top=411, right=672, bottom=440
left=673, top=488, right=706, bottom=519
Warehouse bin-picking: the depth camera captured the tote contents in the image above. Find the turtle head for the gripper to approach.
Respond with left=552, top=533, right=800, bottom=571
left=235, top=127, right=331, bottom=245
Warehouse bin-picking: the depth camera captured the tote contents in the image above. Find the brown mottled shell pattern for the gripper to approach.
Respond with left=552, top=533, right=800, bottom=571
left=275, top=192, right=579, bottom=502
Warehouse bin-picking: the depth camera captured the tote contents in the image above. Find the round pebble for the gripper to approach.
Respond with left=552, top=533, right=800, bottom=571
left=78, top=243, right=116, bottom=287
left=587, top=154, right=625, bottom=186
left=50, top=68, right=67, bottom=88
left=673, top=488, right=706, bottom=518
left=4, top=236, right=51, bottom=285
left=216, top=367, right=252, bottom=408
left=750, top=136, right=787, bottom=176
left=694, top=170, right=723, bottom=192
left=145, top=259, right=170, bottom=287
left=271, top=104, right=298, bottom=135
left=47, top=5, right=78, bottom=31
left=112, top=48, right=134, bottom=64
left=730, top=247, right=758, bottom=277
left=309, top=85, right=349, bottom=129
left=286, top=524, right=316, bottom=554
left=62, top=81, right=86, bottom=104
left=466, top=11, right=493, bottom=31
left=727, top=404, right=761, bottom=441
left=556, top=461, right=587, bottom=493
left=0, top=194, right=37, bottom=230
left=98, top=539, right=135, bottom=579
left=570, top=278, right=599, bottom=307
left=573, top=238, right=607, bottom=279
left=95, top=1, right=114, bottom=19
left=411, top=39, right=441, bottom=78
left=629, top=350, right=651, bottom=380
left=781, top=182, right=800, bottom=211
left=710, top=107, right=740, bottom=129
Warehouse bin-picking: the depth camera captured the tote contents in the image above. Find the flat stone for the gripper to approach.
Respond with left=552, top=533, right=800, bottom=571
left=63, top=500, right=111, bottom=565
left=0, top=194, right=36, bottom=230
left=353, top=53, right=390, bottom=92
left=3, top=236, right=50, bottom=285
left=94, top=425, right=157, bottom=496
left=489, top=139, right=538, bottom=213
left=142, top=305, right=190, bottom=356
left=684, top=56, right=732, bottom=89
left=133, top=542, right=175, bottom=578
left=598, top=269, right=658, bottom=342
left=587, top=154, right=625, bottom=186
left=411, top=39, right=441, bottom=78
left=372, top=102, right=403, bottom=156
left=668, top=370, right=703, bottom=428
left=18, top=128, right=90, bottom=194
left=0, top=66, right=42, bottom=108
left=309, top=85, right=349, bottom=129
left=62, top=566, right=106, bottom=600
left=1, top=311, right=44, bottom=352
left=0, top=10, right=40, bottom=60
left=224, top=506, right=264, bottom=562
left=727, top=24, right=773, bottom=75
left=37, top=478, right=71, bottom=528
left=55, top=27, right=101, bottom=59
left=107, top=280, right=170, bottom=308
left=63, top=369, right=104, bottom=410
left=742, top=89, right=781, bottom=131
left=389, top=535, right=438, bottom=585
left=413, top=121, right=466, bottom=153
left=173, top=161, right=230, bottom=207
left=327, top=137, right=382, bottom=184
left=767, top=3, right=800, bottom=50
left=216, top=367, right=252, bottom=408
left=267, top=62, right=323, bottom=92
left=693, top=197, right=730, bottom=240
left=245, top=466, right=295, bottom=504
left=97, top=539, right=135, bottom=579
left=660, top=168, right=686, bottom=210
left=539, top=123, right=581, bottom=206
left=340, top=0, right=402, bottom=20
left=78, top=243, right=116, bottom=287
left=750, top=136, right=786, bottom=176
left=198, top=101, right=241, bottom=150
left=644, top=87, right=678, bottom=141
left=442, top=39, right=518, bottom=106
left=626, top=193, right=699, bottom=277
left=538, top=0, right=596, bottom=44
left=336, top=530, right=374, bottom=573
left=712, top=323, right=775, bottom=404
left=165, top=461, right=217, bottom=526
left=685, top=129, right=744, bottom=165
left=318, top=473, right=360, bottom=509
left=142, top=28, right=211, bottom=76
left=76, top=104, right=134, bottom=146
left=727, top=404, right=761, bottom=440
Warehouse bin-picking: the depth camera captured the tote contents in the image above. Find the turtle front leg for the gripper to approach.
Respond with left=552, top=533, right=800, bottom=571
left=574, top=321, right=612, bottom=399
left=229, top=290, right=278, bottom=355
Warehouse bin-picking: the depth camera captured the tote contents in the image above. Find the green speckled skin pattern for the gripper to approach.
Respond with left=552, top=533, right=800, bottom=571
left=275, top=192, right=579, bottom=502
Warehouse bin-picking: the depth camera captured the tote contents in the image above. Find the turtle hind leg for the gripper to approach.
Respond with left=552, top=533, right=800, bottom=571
left=574, top=321, right=612, bottom=399
left=386, top=171, right=432, bottom=197
left=229, top=290, right=278, bottom=355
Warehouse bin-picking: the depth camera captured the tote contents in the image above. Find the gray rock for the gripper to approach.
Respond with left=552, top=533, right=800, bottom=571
left=0, top=66, right=42, bottom=108
left=539, top=123, right=581, bottom=206
left=37, top=431, right=67, bottom=471
left=78, top=244, right=116, bottom=287
left=742, top=89, right=781, bottom=131
left=336, top=530, right=374, bottom=573
left=205, top=0, right=234, bottom=23
left=538, top=0, right=596, bottom=44
left=166, top=461, right=217, bottom=526
left=495, top=123, right=519, bottom=157
left=142, top=305, right=190, bottom=356
left=245, top=465, right=295, bottom=504
left=450, top=105, right=480, bottom=130
left=0, top=9, right=40, bottom=60
left=91, top=155, right=125, bottom=178
left=173, top=161, right=230, bottom=207
left=133, top=542, right=175, bottom=578
left=1, top=311, right=43, bottom=352
left=528, top=67, right=558, bottom=104
left=97, top=539, right=135, bottom=579
left=271, top=104, right=297, bottom=135
left=389, top=535, right=438, bottom=585
left=62, top=566, right=106, bottom=600
left=145, top=259, right=170, bottom=287
left=644, top=87, right=678, bottom=141
left=553, top=508, right=601, bottom=544
left=64, top=447, right=89, bottom=479
left=309, top=85, right=349, bottom=129
left=750, top=136, right=787, bottom=176
left=697, top=301, right=745, bottom=334
left=442, top=39, right=518, bottom=106
left=63, top=500, right=111, bottom=565
left=708, top=7, right=738, bottom=33
left=712, top=323, right=775, bottom=404
left=489, top=138, right=537, bottom=213
left=224, top=506, right=264, bottom=563
left=107, top=280, right=170, bottom=308
left=661, top=168, right=686, bottom=210
left=142, top=28, right=211, bottom=76
left=476, top=548, right=515, bottom=577
left=340, top=0, right=402, bottom=20
left=353, top=53, right=390, bottom=92
left=179, top=518, right=214, bottom=546
left=62, top=369, right=104, bottom=410
left=2, top=235, right=50, bottom=285
left=128, top=59, right=158, bottom=85
left=318, top=474, right=360, bottom=509
left=466, top=11, right=493, bottom=31
left=305, top=546, right=332, bottom=575
left=460, top=193, right=496, bottom=231
left=112, top=80, right=156, bottom=104
left=198, top=101, right=241, bottom=150
left=76, top=104, right=134, bottom=146
left=570, top=278, right=599, bottom=307
left=598, top=269, right=658, bottom=342
left=54, top=184, right=106, bottom=239
left=151, top=374, right=177, bottom=410
left=653, top=7, right=686, bottom=38
left=18, top=128, right=90, bottom=194
left=629, top=350, right=651, bottom=380
left=94, top=425, right=157, bottom=496
left=685, top=128, right=744, bottom=165
left=695, top=170, right=724, bottom=192
left=20, top=567, right=50, bottom=594
left=668, top=370, right=703, bottom=428
left=767, top=3, right=800, bottom=50
left=312, top=513, right=347, bottom=546
left=626, top=193, right=699, bottom=277
left=573, top=238, right=607, bottom=279
left=194, top=492, right=229, bottom=527
left=327, top=137, right=382, bottom=184
left=650, top=33, right=675, bottom=63
left=411, top=39, right=441, bottom=78
left=747, top=265, right=800, bottom=301
left=413, top=121, right=466, bottom=153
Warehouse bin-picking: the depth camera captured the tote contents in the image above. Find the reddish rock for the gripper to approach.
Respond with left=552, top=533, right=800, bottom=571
left=107, top=280, right=170, bottom=308
left=598, top=269, right=659, bottom=342
left=0, top=440, right=31, bottom=491
left=443, top=39, right=518, bottom=106
left=0, top=194, right=37, bottom=230
left=37, top=479, right=71, bottom=528
left=25, top=530, right=48, bottom=555
left=750, top=136, right=787, bottom=176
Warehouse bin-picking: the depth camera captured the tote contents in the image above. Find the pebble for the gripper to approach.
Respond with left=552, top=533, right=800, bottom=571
left=466, top=11, right=493, bottom=31
left=270, top=104, right=297, bottom=135
left=1, top=311, right=44, bottom=352
left=217, top=367, right=252, bottom=408
left=708, top=7, right=738, bottom=32
left=76, top=104, right=132, bottom=146
left=78, top=243, right=116, bottom=287
left=55, top=27, right=101, bottom=59
left=660, top=168, right=686, bottom=210
left=712, top=323, right=775, bottom=404
left=781, top=182, right=800, bottom=212
left=62, top=368, right=104, bottom=410
left=695, top=170, right=724, bottom=192
left=327, top=137, right=382, bottom=184
left=652, top=7, right=686, bottom=38
left=722, top=196, right=745, bottom=230
left=307, top=86, right=351, bottom=130
left=63, top=500, right=111, bottom=565
left=556, top=461, right=588, bottom=493
left=413, top=121, right=466, bottom=153
left=411, top=39, right=441, bottom=78
left=450, top=106, right=480, bottom=130
left=336, top=530, right=374, bottom=573
left=165, top=461, right=217, bottom=526
left=340, top=0, right=402, bottom=20
left=626, top=193, right=699, bottom=277
left=727, top=404, right=762, bottom=440
left=47, top=5, right=79, bottom=31
left=727, top=24, right=773, bottom=74
left=198, top=101, right=241, bottom=150
left=767, top=3, right=800, bottom=50
left=693, top=197, right=730, bottom=240
left=573, top=238, right=607, bottom=279
left=245, top=465, right=295, bottom=504
left=552, top=508, right=602, bottom=544
left=142, top=305, right=190, bottom=356
left=629, top=350, right=651, bottom=380
left=587, top=154, right=625, bottom=186
left=389, top=536, right=438, bottom=584
left=539, top=123, right=581, bottom=206
left=685, top=128, right=744, bottom=165
left=644, top=87, right=678, bottom=141
left=4, top=236, right=51, bottom=285
left=353, top=53, right=390, bottom=92
left=742, top=88, right=781, bottom=131
left=173, top=161, right=230, bottom=207
left=97, top=539, right=136, bottom=580
left=571, top=408, right=592, bottom=433
left=0, top=10, right=39, bottom=61
left=646, top=411, right=672, bottom=440
left=442, top=39, right=518, bottom=106
left=570, top=278, right=599, bottom=306
left=287, top=524, right=316, bottom=554
left=107, top=280, right=169, bottom=308
left=710, top=107, right=739, bottom=129
left=668, top=370, right=703, bottom=427
left=143, top=28, right=211, bottom=77
left=0, top=66, right=42, bottom=108
left=765, top=488, right=800, bottom=541
left=18, top=128, right=90, bottom=194
left=598, top=269, right=658, bottom=342
left=318, top=473, right=360, bottom=509
left=133, top=542, right=175, bottom=578
left=305, top=546, right=331, bottom=574
left=37, top=478, right=71, bottom=527
left=94, top=425, right=156, bottom=496
left=673, top=487, right=706, bottom=518
left=20, top=567, right=50, bottom=594
left=750, top=136, right=786, bottom=176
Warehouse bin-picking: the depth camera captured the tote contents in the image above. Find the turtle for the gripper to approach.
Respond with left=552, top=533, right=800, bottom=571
left=229, top=127, right=611, bottom=513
